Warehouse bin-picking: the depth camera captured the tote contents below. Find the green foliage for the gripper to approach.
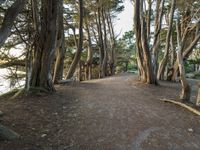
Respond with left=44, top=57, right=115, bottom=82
left=116, top=30, right=136, bottom=72
left=193, top=73, right=200, bottom=80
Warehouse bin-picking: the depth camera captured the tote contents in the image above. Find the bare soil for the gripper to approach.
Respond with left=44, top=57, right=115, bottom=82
left=0, top=73, right=200, bottom=150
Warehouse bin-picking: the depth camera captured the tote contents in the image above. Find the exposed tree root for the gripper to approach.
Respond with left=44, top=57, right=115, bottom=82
left=161, top=98, right=200, bottom=116
left=10, top=89, right=25, bottom=99
left=0, top=124, right=19, bottom=140
left=28, top=87, right=49, bottom=93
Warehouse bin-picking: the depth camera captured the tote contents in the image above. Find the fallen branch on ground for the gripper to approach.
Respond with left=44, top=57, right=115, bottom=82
left=58, top=79, right=76, bottom=84
left=160, top=98, right=200, bottom=116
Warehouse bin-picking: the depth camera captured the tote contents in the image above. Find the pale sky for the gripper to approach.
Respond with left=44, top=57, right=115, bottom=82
left=114, top=0, right=134, bottom=38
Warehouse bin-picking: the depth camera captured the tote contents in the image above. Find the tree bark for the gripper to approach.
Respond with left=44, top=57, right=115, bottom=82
left=146, top=0, right=152, bottom=42
left=100, top=8, right=108, bottom=78
left=85, top=19, right=93, bottom=80
left=140, top=2, right=155, bottom=84
left=53, top=0, right=65, bottom=84
left=65, top=0, right=84, bottom=79
left=171, top=25, right=200, bottom=81
left=107, top=11, right=116, bottom=76
left=30, top=0, right=59, bottom=92
left=157, top=0, right=176, bottom=80
left=134, top=0, right=146, bottom=82
left=151, top=0, right=165, bottom=83
left=96, top=0, right=105, bottom=78
left=176, top=19, right=191, bottom=101
left=196, top=83, right=200, bottom=106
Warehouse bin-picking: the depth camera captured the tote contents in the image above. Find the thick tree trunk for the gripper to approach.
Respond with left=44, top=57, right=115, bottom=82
left=134, top=0, right=146, bottom=82
left=134, top=0, right=160, bottom=84
left=53, top=0, right=65, bottom=84
left=0, top=0, right=27, bottom=48
left=139, top=0, right=156, bottom=84
left=157, top=0, right=175, bottom=80
left=66, top=0, right=83, bottom=79
left=30, top=0, right=59, bottom=92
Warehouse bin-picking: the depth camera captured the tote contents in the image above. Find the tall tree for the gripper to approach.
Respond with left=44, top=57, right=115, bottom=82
left=134, top=0, right=157, bottom=84
left=29, top=0, right=60, bottom=92
left=157, top=0, right=176, bottom=80
left=53, top=0, right=65, bottom=84
left=65, top=0, right=84, bottom=79
left=176, top=18, right=191, bottom=101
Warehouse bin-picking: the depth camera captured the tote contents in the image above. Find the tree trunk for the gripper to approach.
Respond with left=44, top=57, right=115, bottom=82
left=85, top=19, right=93, bottom=80
left=171, top=26, right=200, bottom=81
left=107, top=11, right=116, bottom=76
left=134, top=0, right=146, bottom=82
left=176, top=19, right=191, bottom=101
left=30, top=0, right=59, bottom=92
left=134, top=0, right=160, bottom=84
left=151, top=0, right=165, bottom=84
left=196, top=83, right=200, bottom=106
left=0, top=0, right=27, bottom=48
left=53, top=0, right=65, bottom=84
left=96, top=0, right=105, bottom=78
left=100, top=8, right=108, bottom=78
left=139, top=0, right=156, bottom=84
left=65, top=0, right=84, bottom=79
left=146, top=0, right=151, bottom=42
left=157, top=0, right=175, bottom=80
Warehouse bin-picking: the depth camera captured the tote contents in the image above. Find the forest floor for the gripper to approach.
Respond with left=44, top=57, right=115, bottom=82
left=1, top=73, right=200, bottom=150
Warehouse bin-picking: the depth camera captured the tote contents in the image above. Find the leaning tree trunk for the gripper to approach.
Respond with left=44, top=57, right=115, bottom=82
left=53, top=0, right=65, bottom=84
left=30, top=0, right=59, bottom=92
left=176, top=19, right=191, bottom=101
left=0, top=0, right=27, bottom=48
left=157, top=0, right=175, bottom=80
left=65, top=0, right=83, bottom=79
left=171, top=25, right=200, bottom=81
left=151, top=0, right=165, bottom=83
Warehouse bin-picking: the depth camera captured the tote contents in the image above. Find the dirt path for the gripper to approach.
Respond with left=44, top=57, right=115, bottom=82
left=1, top=74, right=200, bottom=150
